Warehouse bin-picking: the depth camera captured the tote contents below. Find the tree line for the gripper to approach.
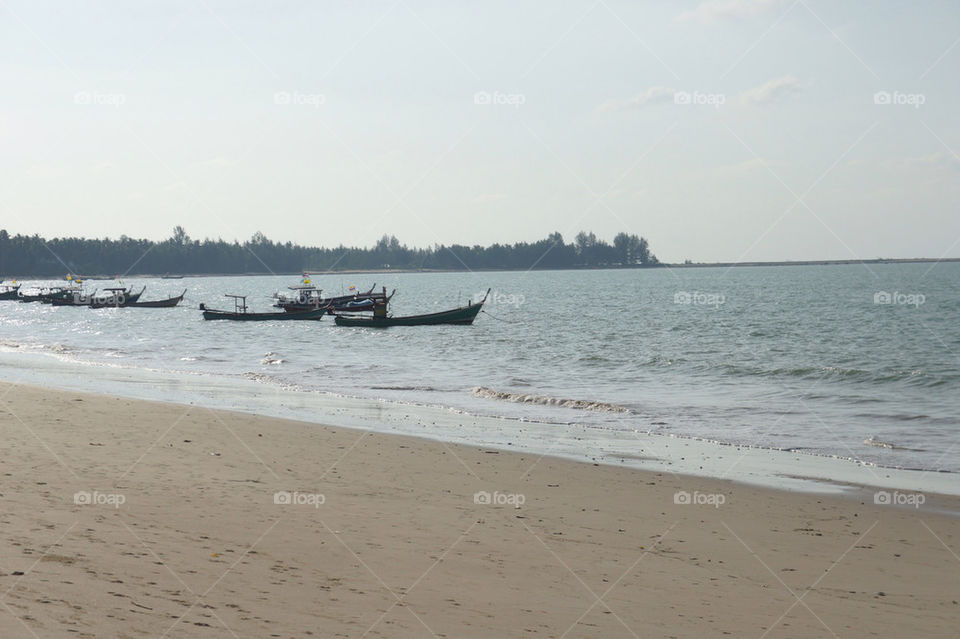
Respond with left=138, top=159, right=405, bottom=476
left=0, top=227, right=658, bottom=278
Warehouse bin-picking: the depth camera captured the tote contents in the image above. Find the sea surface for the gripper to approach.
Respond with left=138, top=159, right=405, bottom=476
left=1, top=263, right=958, bottom=491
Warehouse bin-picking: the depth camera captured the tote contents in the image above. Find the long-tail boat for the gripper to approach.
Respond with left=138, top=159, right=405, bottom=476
left=21, top=284, right=81, bottom=303
left=130, top=290, right=186, bottom=308
left=48, top=289, right=97, bottom=306
left=333, top=290, right=489, bottom=327
left=275, top=284, right=393, bottom=313
left=200, top=294, right=326, bottom=321
left=0, top=283, right=21, bottom=301
left=89, top=286, right=147, bottom=308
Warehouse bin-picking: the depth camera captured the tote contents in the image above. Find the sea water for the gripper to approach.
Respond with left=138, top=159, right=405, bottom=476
left=1, top=263, right=957, bottom=494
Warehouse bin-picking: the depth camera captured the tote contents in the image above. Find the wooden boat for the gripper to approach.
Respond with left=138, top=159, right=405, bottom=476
left=0, top=283, right=20, bottom=301
left=21, top=285, right=79, bottom=303
left=89, top=286, right=146, bottom=308
left=276, top=284, right=393, bottom=313
left=201, top=294, right=326, bottom=321
left=334, top=290, right=489, bottom=327
left=49, top=290, right=96, bottom=306
left=129, top=290, right=186, bottom=308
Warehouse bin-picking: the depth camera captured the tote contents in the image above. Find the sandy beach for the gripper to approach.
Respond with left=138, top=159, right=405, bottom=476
left=0, top=381, right=957, bottom=638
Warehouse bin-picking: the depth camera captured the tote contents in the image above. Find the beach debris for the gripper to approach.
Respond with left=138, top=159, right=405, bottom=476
left=208, top=451, right=221, bottom=456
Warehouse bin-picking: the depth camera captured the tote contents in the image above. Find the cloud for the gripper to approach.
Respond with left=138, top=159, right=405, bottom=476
left=598, top=86, right=677, bottom=112
left=739, top=75, right=803, bottom=105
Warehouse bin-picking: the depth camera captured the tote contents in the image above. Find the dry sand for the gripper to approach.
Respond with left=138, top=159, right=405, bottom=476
left=0, top=381, right=957, bottom=638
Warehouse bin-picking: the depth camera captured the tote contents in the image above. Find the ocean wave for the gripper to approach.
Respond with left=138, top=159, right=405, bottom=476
left=863, top=436, right=925, bottom=452
left=243, top=372, right=277, bottom=384
left=471, top=386, right=629, bottom=413
left=43, top=343, right=74, bottom=354
left=864, top=437, right=897, bottom=449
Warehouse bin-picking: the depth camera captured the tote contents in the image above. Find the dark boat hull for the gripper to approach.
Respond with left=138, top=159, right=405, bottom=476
left=0, top=287, right=20, bottom=301
left=202, top=307, right=327, bottom=321
left=333, top=301, right=484, bottom=327
left=88, top=286, right=147, bottom=308
left=49, top=297, right=90, bottom=306
left=129, top=290, right=186, bottom=308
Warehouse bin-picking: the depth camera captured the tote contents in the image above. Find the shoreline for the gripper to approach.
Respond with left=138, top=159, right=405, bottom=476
left=0, top=381, right=958, bottom=637
left=4, top=256, right=960, bottom=279
left=0, top=348, right=957, bottom=499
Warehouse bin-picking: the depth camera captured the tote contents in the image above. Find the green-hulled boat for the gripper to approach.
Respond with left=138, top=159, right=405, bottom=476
left=0, top=283, right=20, bottom=301
left=201, top=294, right=326, bottom=321
left=333, top=289, right=489, bottom=327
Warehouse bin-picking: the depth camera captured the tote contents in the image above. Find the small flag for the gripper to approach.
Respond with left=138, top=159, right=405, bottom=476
left=349, top=285, right=356, bottom=292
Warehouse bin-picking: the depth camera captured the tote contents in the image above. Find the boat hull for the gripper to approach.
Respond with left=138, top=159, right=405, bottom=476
left=333, top=302, right=484, bottom=327
left=202, top=307, right=327, bottom=321
left=129, top=291, right=186, bottom=308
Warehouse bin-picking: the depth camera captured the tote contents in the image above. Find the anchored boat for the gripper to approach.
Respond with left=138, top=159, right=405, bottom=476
left=0, top=283, right=20, bottom=301
left=201, top=294, right=326, bottom=321
left=89, top=286, right=147, bottom=308
left=275, top=284, right=393, bottom=313
left=333, top=289, right=489, bottom=327
left=130, top=289, right=186, bottom=308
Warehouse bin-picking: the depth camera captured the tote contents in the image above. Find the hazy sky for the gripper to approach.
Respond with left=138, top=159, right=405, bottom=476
left=2, top=0, right=958, bottom=262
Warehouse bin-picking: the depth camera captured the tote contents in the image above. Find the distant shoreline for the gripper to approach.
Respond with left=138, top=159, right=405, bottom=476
left=4, top=257, right=957, bottom=280
left=663, top=256, right=960, bottom=268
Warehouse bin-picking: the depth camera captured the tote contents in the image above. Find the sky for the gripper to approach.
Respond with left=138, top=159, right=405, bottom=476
left=1, top=0, right=958, bottom=262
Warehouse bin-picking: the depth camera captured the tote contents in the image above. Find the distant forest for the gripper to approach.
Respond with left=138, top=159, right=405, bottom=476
left=0, top=227, right=658, bottom=278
